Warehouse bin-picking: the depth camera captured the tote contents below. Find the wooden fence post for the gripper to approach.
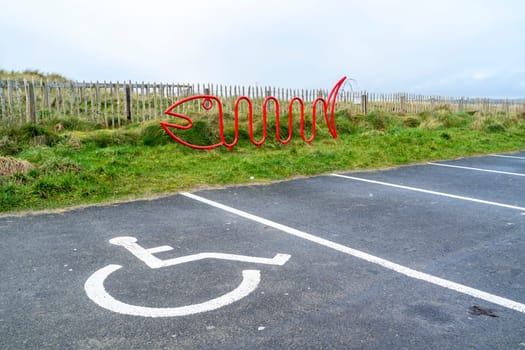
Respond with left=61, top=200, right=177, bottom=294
left=15, top=80, right=23, bottom=121
left=7, top=80, right=14, bottom=121
left=115, top=81, right=121, bottom=126
left=0, top=80, right=6, bottom=121
left=110, top=82, right=115, bottom=128
left=26, top=81, right=37, bottom=123
left=141, top=82, right=146, bottom=121
left=361, top=93, right=368, bottom=114
left=265, top=88, right=272, bottom=112
left=125, top=83, right=132, bottom=121
left=95, top=81, right=101, bottom=123
left=41, top=81, right=49, bottom=115
left=69, top=81, right=75, bottom=117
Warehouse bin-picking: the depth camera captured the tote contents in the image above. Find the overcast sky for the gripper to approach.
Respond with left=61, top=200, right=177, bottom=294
left=1, top=0, right=524, bottom=97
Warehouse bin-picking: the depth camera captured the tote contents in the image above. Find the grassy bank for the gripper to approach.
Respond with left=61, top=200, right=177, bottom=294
left=0, top=68, right=70, bottom=82
left=1, top=107, right=524, bottom=213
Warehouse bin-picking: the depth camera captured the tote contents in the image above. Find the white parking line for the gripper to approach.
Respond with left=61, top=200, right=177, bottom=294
left=428, top=162, right=525, bottom=177
left=490, top=154, right=525, bottom=160
left=181, top=192, right=525, bottom=314
left=331, top=174, right=525, bottom=211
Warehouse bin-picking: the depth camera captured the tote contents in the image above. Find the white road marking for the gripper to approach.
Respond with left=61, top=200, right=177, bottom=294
left=86, top=237, right=291, bottom=317
left=85, top=265, right=261, bottom=317
left=428, top=162, right=525, bottom=177
left=181, top=192, right=525, bottom=314
left=330, top=174, right=525, bottom=211
left=109, top=236, right=290, bottom=269
left=490, top=154, right=525, bottom=160
left=147, top=245, right=174, bottom=254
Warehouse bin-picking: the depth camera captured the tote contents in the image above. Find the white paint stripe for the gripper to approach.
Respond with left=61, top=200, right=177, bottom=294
left=331, top=174, right=525, bottom=211
left=428, top=162, right=525, bottom=177
left=109, top=236, right=290, bottom=269
left=85, top=265, right=261, bottom=317
left=156, top=252, right=291, bottom=268
left=490, top=154, right=525, bottom=160
left=181, top=192, right=525, bottom=314
left=147, top=245, right=174, bottom=254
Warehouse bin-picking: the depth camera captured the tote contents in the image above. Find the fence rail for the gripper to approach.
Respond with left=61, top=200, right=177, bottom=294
left=0, top=79, right=523, bottom=127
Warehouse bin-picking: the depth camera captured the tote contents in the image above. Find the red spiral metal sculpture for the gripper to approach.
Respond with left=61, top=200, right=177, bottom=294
left=161, top=76, right=347, bottom=150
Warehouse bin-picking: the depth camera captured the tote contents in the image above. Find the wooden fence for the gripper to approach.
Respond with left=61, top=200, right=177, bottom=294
left=0, top=79, right=523, bottom=127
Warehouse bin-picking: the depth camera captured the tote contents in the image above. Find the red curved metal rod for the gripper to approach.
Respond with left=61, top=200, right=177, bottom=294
left=289, top=97, right=309, bottom=143
left=160, top=95, right=223, bottom=150
left=161, top=76, right=347, bottom=150
left=264, top=96, right=293, bottom=145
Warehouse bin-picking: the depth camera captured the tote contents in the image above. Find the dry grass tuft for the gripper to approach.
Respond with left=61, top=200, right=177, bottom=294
left=0, top=157, right=34, bottom=177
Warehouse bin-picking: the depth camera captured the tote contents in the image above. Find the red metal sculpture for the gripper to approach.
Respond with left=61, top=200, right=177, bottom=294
left=161, top=76, right=347, bottom=150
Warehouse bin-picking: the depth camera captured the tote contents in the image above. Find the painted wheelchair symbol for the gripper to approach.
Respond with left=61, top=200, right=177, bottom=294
left=84, top=236, right=291, bottom=318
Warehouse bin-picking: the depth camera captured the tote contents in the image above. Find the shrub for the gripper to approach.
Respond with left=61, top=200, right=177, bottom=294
left=82, top=129, right=140, bottom=147
left=46, top=117, right=105, bottom=132
left=19, top=124, right=59, bottom=145
left=0, top=183, right=26, bottom=210
left=364, top=111, right=398, bottom=130
left=334, top=117, right=357, bottom=134
left=0, top=123, right=61, bottom=155
left=486, top=122, right=506, bottom=133
left=434, top=110, right=462, bottom=128
left=188, top=120, right=218, bottom=145
left=0, top=136, right=21, bottom=155
left=418, top=110, right=471, bottom=129
left=471, top=114, right=507, bottom=133
left=41, top=156, right=82, bottom=174
left=402, top=116, right=420, bottom=128
left=32, top=178, right=66, bottom=199
left=140, top=122, right=173, bottom=146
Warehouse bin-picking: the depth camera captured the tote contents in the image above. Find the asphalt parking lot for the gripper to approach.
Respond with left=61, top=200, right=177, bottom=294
left=1, top=151, right=524, bottom=349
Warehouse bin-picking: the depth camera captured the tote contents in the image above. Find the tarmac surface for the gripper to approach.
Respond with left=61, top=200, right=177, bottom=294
left=1, top=151, right=524, bottom=349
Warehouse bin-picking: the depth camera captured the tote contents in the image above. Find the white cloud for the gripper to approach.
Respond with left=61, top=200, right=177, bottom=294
left=472, top=71, right=496, bottom=81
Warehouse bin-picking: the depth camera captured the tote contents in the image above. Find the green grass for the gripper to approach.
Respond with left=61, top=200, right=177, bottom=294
left=1, top=108, right=524, bottom=213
